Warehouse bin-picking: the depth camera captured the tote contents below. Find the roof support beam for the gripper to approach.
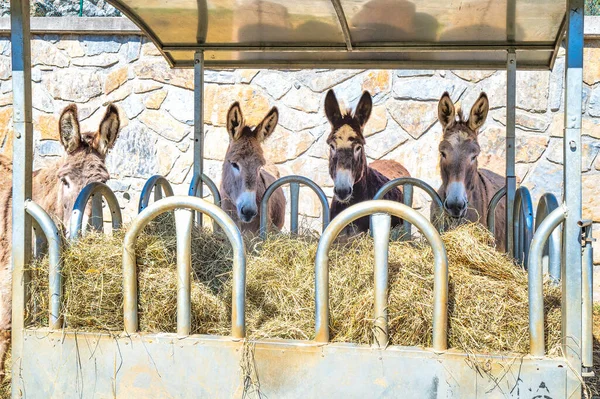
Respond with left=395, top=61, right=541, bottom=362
left=330, top=0, right=353, bottom=51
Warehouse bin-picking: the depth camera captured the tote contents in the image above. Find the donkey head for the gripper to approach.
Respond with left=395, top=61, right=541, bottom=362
left=324, top=89, right=372, bottom=203
left=437, top=92, right=489, bottom=218
left=222, top=102, right=278, bottom=223
left=55, top=103, right=120, bottom=229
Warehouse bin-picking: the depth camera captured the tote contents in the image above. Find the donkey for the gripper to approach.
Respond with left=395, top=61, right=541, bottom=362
left=0, top=103, right=121, bottom=379
left=433, top=92, right=506, bottom=250
left=220, top=102, right=285, bottom=235
left=325, top=89, right=410, bottom=233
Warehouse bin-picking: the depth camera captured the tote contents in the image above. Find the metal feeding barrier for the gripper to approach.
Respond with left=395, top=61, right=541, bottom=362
left=315, top=200, right=448, bottom=350
left=513, top=186, right=534, bottom=265
left=24, top=200, right=63, bottom=330
left=371, top=177, right=444, bottom=239
left=138, top=175, right=174, bottom=213
left=69, top=182, right=122, bottom=240
left=188, top=173, right=222, bottom=229
left=535, top=193, right=562, bottom=282
left=259, top=175, right=329, bottom=239
left=123, top=196, right=245, bottom=337
left=486, top=186, right=506, bottom=236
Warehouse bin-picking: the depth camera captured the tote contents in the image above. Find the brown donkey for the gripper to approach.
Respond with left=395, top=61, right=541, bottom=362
left=0, top=103, right=121, bottom=379
left=433, top=92, right=506, bottom=250
left=220, top=102, right=285, bottom=235
left=325, top=89, right=410, bottom=233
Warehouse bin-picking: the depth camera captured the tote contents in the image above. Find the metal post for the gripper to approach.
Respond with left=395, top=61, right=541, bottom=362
left=486, top=186, right=506, bottom=236
left=580, top=220, right=593, bottom=373
left=194, top=51, right=204, bottom=226
left=506, top=50, right=517, bottom=256
left=90, top=194, right=103, bottom=232
left=289, top=182, right=300, bottom=234
left=563, top=0, right=584, bottom=395
left=401, top=184, right=413, bottom=240
left=10, top=1, right=33, bottom=396
left=175, top=209, right=193, bottom=336
left=372, top=213, right=391, bottom=347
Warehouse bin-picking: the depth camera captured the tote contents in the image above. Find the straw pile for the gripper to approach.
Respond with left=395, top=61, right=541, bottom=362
left=25, top=216, right=564, bottom=355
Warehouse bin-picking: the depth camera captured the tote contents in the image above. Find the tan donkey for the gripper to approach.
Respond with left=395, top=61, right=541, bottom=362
left=220, top=102, right=285, bottom=235
left=0, top=103, right=121, bottom=379
left=432, top=92, right=506, bottom=250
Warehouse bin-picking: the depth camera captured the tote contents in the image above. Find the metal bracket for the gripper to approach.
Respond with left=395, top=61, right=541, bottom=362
left=578, top=219, right=594, bottom=248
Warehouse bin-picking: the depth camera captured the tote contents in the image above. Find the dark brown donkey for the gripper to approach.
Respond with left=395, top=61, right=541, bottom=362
left=220, top=102, right=285, bottom=235
left=325, top=89, right=410, bottom=233
left=0, top=103, right=121, bottom=380
left=433, top=92, right=506, bottom=250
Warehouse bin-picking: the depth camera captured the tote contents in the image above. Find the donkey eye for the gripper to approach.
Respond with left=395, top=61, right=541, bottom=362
left=440, top=151, right=447, bottom=159
left=60, top=177, right=70, bottom=188
left=470, top=154, right=477, bottom=162
left=329, top=144, right=335, bottom=152
left=354, top=145, right=362, bottom=155
left=231, top=162, right=240, bottom=171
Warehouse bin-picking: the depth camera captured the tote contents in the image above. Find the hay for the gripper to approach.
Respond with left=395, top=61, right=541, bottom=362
left=25, top=216, right=564, bottom=356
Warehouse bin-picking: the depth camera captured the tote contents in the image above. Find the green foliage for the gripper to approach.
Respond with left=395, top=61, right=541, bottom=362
left=587, top=0, right=600, bottom=16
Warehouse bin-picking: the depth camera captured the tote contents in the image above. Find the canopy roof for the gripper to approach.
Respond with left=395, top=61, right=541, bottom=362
left=106, top=0, right=566, bottom=70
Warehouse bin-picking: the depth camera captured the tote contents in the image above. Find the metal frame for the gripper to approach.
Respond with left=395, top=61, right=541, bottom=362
left=259, top=175, right=329, bottom=239
left=138, top=175, right=174, bottom=213
left=24, top=200, right=63, bottom=330
left=486, top=186, right=506, bottom=236
left=512, top=186, right=534, bottom=266
left=69, top=182, right=123, bottom=240
left=535, top=193, right=562, bottom=281
left=372, top=177, right=444, bottom=239
left=188, top=172, right=222, bottom=231
left=314, top=200, right=448, bottom=351
left=580, top=219, right=594, bottom=375
left=122, top=196, right=246, bottom=338
left=506, top=51, right=517, bottom=256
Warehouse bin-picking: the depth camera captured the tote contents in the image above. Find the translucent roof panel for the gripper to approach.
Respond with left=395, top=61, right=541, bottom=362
left=108, top=0, right=566, bottom=69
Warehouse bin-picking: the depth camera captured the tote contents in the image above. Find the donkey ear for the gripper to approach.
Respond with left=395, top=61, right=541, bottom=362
left=468, top=92, right=489, bottom=132
left=354, top=91, right=372, bottom=128
left=255, top=107, right=278, bottom=142
left=95, top=103, right=120, bottom=156
left=324, top=89, right=342, bottom=126
left=438, top=92, right=455, bottom=129
left=226, top=102, right=244, bottom=141
left=59, top=104, right=81, bottom=154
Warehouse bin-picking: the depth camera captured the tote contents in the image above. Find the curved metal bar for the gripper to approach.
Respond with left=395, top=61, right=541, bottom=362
left=527, top=203, right=567, bottom=357
left=513, top=186, right=534, bottom=265
left=188, top=173, right=222, bottom=229
left=139, top=175, right=174, bottom=213
left=24, top=200, right=63, bottom=330
left=486, top=186, right=507, bottom=236
left=259, top=175, right=330, bottom=239
left=188, top=173, right=221, bottom=206
left=372, top=177, right=444, bottom=238
left=69, top=182, right=123, bottom=241
left=535, top=193, right=561, bottom=282
left=315, top=200, right=448, bottom=352
left=122, top=196, right=246, bottom=338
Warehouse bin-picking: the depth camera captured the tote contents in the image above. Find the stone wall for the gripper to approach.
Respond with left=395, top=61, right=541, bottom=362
left=0, top=31, right=599, bottom=277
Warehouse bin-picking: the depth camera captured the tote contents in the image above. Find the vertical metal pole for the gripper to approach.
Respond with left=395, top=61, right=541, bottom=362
left=153, top=186, right=163, bottom=202
left=290, top=182, right=299, bottom=234
left=372, top=213, right=390, bottom=348
left=401, top=184, right=413, bottom=240
left=90, top=194, right=103, bottom=232
left=563, top=0, right=584, bottom=395
left=10, top=0, right=32, bottom=396
left=506, top=50, right=517, bottom=256
left=194, top=51, right=204, bottom=226
left=581, top=222, right=593, bottom=372
left=175, top=209, right=193, bottom=336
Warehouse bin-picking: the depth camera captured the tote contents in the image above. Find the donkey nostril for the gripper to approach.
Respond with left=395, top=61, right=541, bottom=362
left=334, top=186, right=351, bottom=199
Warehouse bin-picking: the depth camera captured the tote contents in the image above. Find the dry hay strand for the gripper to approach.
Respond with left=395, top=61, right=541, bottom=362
left=27, top=219, right=563, bottom=356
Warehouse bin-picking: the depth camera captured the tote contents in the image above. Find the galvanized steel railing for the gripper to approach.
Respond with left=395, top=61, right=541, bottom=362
left=314, top=200, right=448, bottom=351
left=486, top=186, right=506, bottom=236
left=122, top=196, right=246, bottom=338
left=527, top=202, right=566, bottom=357
left=372, top=177, right=444, bottom=239
left=259, top=175, right=329, bottom=239
left=534, top=193, right=562, bottom=282
left=580, top=220, right=594, bottom=373
left=138, top=175, right=174, bottom=213
left=24, top=200, right=63, bottom=330
left=69, top=182, right=123, bottom=240
left=513, top=186, right=534, bottom=265
left=188, top=173, right=221, bottom=229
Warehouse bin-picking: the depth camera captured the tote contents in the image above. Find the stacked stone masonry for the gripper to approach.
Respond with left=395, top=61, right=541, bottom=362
left=0, top=28, right=599, bottom=299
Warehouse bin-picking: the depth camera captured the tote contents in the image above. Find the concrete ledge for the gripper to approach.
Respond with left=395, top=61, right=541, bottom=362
left=0, top=17, right=141, bottom=35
